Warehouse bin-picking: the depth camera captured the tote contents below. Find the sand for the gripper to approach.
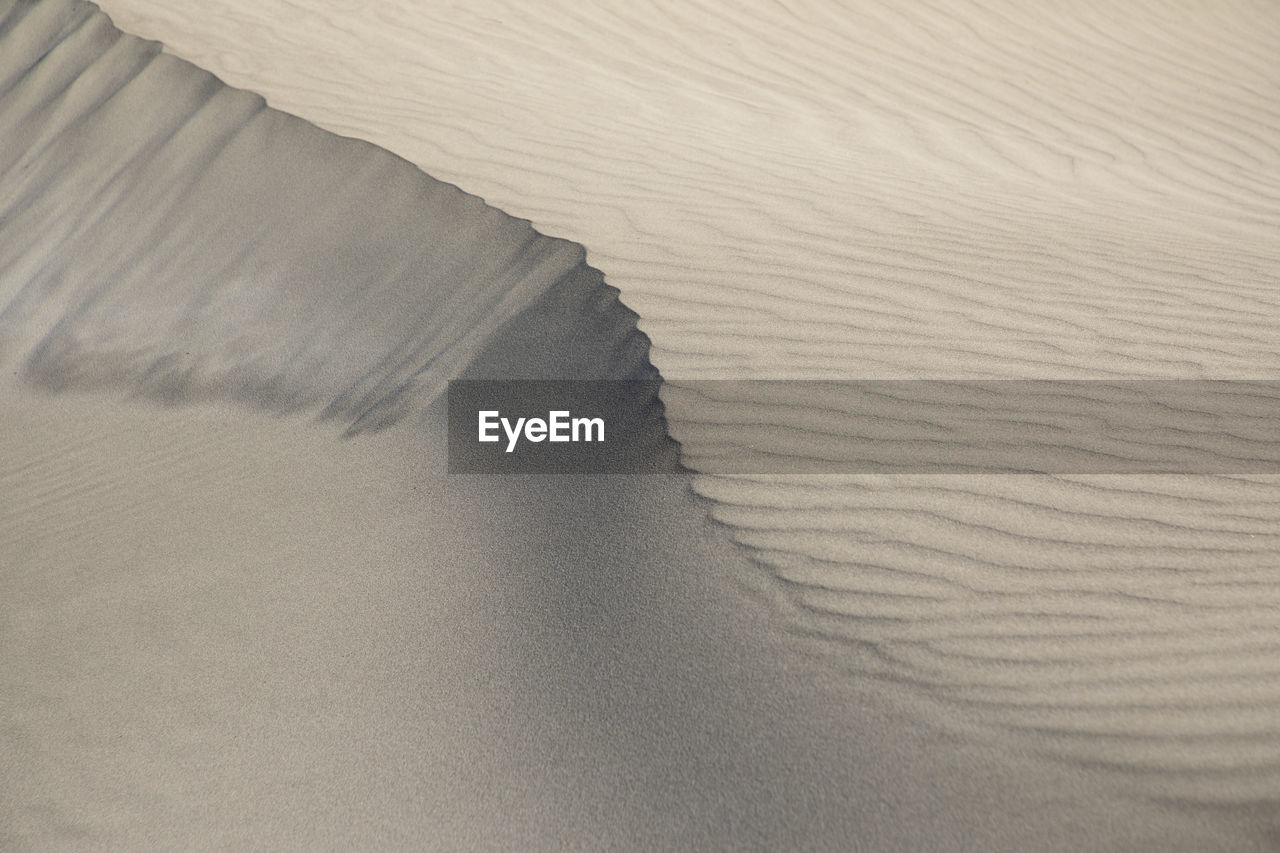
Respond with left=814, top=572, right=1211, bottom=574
left=5, top=0, right=1280, bottom=848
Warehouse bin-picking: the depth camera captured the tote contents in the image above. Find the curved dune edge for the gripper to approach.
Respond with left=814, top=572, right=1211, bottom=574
left=3, top=0, right=1280, bottom=849
left=85, top=0, right=1280, bottom=816
left=0, top=0, right=661, bottom=436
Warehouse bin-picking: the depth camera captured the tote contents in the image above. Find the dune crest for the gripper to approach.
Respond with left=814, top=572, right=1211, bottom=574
left=0, top=0, right=657, bottom=435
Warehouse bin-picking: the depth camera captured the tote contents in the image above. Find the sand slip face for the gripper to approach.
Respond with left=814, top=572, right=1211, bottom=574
left=4, top=0, right=1280, bottom=847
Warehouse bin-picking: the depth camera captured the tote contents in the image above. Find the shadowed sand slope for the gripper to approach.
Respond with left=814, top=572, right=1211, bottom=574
left=4, top=0, right=1280, bottom=849
left=88, top=0, right=1280, bottom=817
left=0, top=0, right=657, bottom=434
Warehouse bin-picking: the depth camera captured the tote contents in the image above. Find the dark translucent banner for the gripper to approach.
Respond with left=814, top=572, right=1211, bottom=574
left=447, top=380, right=678, bottom=473
left=448, top=380, right=1280, bottom=474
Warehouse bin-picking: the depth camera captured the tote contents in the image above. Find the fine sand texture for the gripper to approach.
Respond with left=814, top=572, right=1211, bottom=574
left=5, top=0, right=1280, bottom=849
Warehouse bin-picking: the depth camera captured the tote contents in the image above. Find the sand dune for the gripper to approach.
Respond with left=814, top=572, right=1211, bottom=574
left=5, top=0, right=1280, bottom=848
